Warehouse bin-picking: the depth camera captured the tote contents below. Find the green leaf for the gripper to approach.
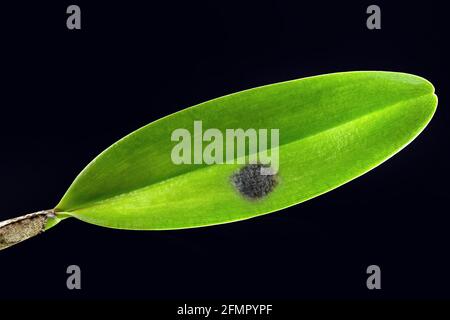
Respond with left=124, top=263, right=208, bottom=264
left=54, top=71, right=437, bottom=230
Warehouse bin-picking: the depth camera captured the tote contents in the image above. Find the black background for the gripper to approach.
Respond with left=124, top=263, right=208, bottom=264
left=0, top=0, right=447, bottom=302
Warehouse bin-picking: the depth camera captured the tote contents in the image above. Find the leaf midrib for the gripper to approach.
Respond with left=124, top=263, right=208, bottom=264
left=62, top=91, right=433, bottom=214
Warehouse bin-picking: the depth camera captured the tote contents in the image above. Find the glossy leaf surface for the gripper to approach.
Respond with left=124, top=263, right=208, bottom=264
left=55, top=72, right=437, bottom=230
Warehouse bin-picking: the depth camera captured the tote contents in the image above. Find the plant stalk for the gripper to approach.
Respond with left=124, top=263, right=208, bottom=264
left=0, top=210, right=55, bottom=251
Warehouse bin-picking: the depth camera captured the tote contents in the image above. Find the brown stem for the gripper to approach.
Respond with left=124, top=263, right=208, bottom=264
left=0, top=210, right=55, bottom=251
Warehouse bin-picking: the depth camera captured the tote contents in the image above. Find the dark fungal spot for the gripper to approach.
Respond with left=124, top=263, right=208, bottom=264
left=231, top=164, right=278, bottom=200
